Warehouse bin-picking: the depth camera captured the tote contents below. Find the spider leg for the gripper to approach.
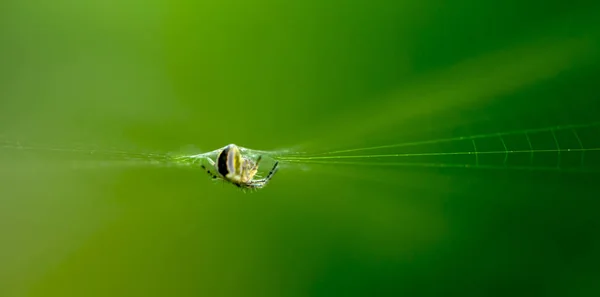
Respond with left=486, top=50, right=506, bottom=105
left=251, top=155, right=262, bottom=171
left=250, top=161, right=279, bottom=187
left=200, top=157, right=219, bottom=180
left=242, top=155, right=263, bottom=182
left=245, top=181, right=265, bottom=189
left=264, top=161, right=279, bottom=181
left=205, top=156, right=216, bottom=167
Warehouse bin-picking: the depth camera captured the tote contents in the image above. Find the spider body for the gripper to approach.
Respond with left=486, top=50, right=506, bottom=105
left=201, top=144, right=279, bottom=189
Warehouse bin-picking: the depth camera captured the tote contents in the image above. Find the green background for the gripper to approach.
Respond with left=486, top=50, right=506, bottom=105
left=1, top=1, right=600, bottom=296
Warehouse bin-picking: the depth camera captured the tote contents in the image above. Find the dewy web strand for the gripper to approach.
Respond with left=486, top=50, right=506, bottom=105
left=274, top=122, right=600, bottom=173
left=275, top=148, right=600, bottom=160
left=278, top=159, right=600, bottom=173
left=291, top=121, right=600, bottom=157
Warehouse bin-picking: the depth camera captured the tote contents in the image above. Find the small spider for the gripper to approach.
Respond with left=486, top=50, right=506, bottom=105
left=201, top=144, right=279, bottom=190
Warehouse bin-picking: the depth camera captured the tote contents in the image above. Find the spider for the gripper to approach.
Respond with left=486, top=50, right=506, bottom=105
left=200, top=144, right=279, bottom=190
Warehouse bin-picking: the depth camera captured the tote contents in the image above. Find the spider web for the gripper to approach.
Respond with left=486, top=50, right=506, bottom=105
left=0, top=139, right=290, bottom=171
left=2, top=122, right=599, bottom=174
left=273, top=121, right=600, bottom=173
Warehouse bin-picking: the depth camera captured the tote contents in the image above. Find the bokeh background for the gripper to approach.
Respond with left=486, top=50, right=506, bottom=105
left=2, top=1, right=600, bottom=296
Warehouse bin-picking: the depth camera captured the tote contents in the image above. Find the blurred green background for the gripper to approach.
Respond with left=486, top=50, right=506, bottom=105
left=2, top=1, right=600, bottom=296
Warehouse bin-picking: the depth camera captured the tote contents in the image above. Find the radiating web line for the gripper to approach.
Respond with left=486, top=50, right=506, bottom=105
left=275, top=122, right=600, bottom=173
left=0, top=141, right=168, bottom=160
left=0, top=139, right=289, bottom=170
left=294, top=122, right=600, bottom=157
left=278, top=159, right=600, bottom=173
left=276, top=148, right=600, bottom=160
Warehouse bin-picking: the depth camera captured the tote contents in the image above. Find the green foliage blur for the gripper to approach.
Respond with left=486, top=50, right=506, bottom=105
left=1, top=1, right=600, bottom=296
